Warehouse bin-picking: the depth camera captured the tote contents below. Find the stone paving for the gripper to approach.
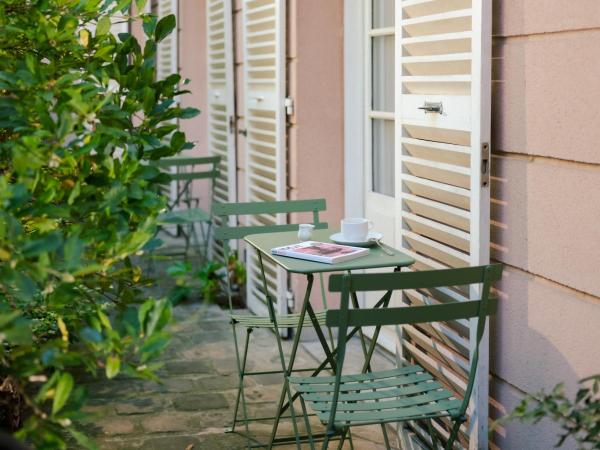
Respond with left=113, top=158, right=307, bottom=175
left=81, top=302, right=401, bottom=449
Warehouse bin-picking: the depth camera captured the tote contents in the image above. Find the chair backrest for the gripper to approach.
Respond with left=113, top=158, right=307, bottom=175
left=212, top=198, right=327, bottom=241
left=212, top=199, right=327, bottom=312
left=152, top=156, right=221, bottom=181
left=151, top=156, right=221, bottom=208
left=325, top=264, right=503, bottom=424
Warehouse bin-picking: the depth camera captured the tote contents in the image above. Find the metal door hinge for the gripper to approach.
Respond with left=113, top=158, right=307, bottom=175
left=284, top=97, right=294, bottom=116
left=481, top=143, right=490, bottom=187
left=228, top=115, right=235, bottom=134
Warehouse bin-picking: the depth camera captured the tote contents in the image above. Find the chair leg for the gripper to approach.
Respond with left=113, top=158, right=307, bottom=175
left=445, top=418, right=463, bottom=450
left=200, top=221, right=212, bottom=265
left=347, top=429, right=356, bottom=450
left=230, top=327, right=252, bottom=434
left=182, top=225, right=190, bottom=261
left=336, top=428, right=349, bottom=450
left=427, top=418, right=439, bottom=449
left=321, top=434, right=331, bottom=450
left=264, top=262, right=309, bottom=449
left=299, top=395, right=315, bottom=450
left=380, top=424, right=392, bottom=450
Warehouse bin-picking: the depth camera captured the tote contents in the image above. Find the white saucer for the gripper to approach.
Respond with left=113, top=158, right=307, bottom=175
left=330, top=232, right=384, bottom=248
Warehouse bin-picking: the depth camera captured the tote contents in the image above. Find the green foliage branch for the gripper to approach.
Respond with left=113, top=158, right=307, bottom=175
left=503, top=375, right=600, bottom=449
left=0, top=0, right=199, bottom=447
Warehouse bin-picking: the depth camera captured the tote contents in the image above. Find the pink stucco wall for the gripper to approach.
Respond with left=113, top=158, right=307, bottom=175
left=288, top=0, right=345, bottom=311
left=167, top=3, right=600, bottom=447
left=490, top=2, right=600, bottom=448
left=178, top=1, right=208, bottom=156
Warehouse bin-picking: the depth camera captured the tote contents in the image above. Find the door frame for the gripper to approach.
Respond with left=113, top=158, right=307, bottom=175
left=343, top=0, right=365, bottom=221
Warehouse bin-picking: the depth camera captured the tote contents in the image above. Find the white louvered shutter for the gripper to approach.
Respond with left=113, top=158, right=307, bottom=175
left=207, top=0, right=237, bottom=261
left=394, top=1, right=492, bottom=448
left=156, top=0, right=178, bottom=82
left=154, top=0, right=179, bottom=202
left=242, top=0, right=287, bottom=318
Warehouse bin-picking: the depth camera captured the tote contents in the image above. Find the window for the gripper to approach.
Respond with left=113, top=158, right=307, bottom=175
left=368, top=0, right=395, bottom=197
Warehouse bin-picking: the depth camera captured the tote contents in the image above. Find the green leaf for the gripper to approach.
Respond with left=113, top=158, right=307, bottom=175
left=170, top=131, right=185, bottom=151
left=52, top=372, right=74, bottom=415
left=80, top=327, right=102, bottom=343
left=97, top=310, right=112, bottom=330
left=143, top=15, right=158, bottom=38
left=66, top=428, right=99, bottom=450
left=63, top=235, right=83, bottom=270
left=106, top=355, right=121, bottom=379
left=155, top=14, right=176, bottom=43
left=140, top=332, right=170, bottom=363
left=142, top=86, right=155, bottom=113
left=179, top=107, right=200, bottom=119
left=96, top=16, right=112, bottom=36
left=115, top=0, right=132, bottom=12
left=136, top=0, right=149, bottom=12
left=22, top=233, right=63, bottom=257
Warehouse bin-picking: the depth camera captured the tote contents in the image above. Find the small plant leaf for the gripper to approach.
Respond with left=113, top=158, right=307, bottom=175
left=52, top=372, right=74, bottom=415
left=96, top=16, right=112, bottom=36
left=155, top=14, right=176, bottom=43
left=106, top=355, right=121, bottom=379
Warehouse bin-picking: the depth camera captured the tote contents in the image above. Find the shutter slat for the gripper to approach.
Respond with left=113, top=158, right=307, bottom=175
left=243, top=0, right=287, bottom=323
left=207, top=0, right=237, bottom=261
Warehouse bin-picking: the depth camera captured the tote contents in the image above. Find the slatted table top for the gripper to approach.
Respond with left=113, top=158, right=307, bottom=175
left=244, top=228, right=415, bottom=274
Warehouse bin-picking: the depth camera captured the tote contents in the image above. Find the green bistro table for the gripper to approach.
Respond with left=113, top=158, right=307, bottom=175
left=244, top=228, right=415, bottom=448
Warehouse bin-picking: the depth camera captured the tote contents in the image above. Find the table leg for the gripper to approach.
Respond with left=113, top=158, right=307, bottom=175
left=278, top=285, right=398, bottom=417
left=268, top=273, right=338, bottom=448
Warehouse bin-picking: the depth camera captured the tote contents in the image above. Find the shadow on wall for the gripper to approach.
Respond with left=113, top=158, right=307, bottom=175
left=487, top=34, right=578, bottom=450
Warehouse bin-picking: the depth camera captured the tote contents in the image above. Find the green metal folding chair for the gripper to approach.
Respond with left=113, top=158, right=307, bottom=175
left=212, top=199, right=331, bottom=443
left=153, top=156, right=220, bottom=259
left=289, top=264, right=503, bottom=450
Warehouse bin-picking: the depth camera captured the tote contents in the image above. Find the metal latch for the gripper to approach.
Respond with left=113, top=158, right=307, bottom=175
left=284, top=97, right=294, bottom=116
left=418, top=101, right=443, bottom=114
left=481, top=143, right=490, bottom=187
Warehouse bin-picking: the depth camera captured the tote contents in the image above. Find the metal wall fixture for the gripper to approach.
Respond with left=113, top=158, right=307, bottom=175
left=418, top=101, right=444, bottom=114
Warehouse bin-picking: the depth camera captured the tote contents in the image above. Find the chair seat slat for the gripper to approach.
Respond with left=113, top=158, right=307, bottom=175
left=296, top=372, right=433, bottom=393
left=311, top=390, right=454, bottom=412
left=301, top=380, right=444, bottom=403
left=289, top=365, right=422, bottom=385
left=320, top=399, right=462, bottom=424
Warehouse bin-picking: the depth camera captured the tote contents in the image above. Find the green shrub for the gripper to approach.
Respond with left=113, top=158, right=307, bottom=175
left=503, top=375, right=600, bottom=449
left=0, top=0, right=198, bottom=447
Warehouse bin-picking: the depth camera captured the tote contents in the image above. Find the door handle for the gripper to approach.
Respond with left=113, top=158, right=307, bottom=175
left=418, top=101, right=443, bottom=114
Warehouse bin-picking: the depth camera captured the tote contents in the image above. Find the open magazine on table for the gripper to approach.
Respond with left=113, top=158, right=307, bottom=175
left=271, top=241, right=368, bottom=264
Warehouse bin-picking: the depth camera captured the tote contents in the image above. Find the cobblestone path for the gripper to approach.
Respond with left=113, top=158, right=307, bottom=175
left=82, top=303, right=396, bottom=449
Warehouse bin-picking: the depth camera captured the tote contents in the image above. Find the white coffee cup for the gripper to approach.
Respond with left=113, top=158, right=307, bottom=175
left=341, top=218, right=373, bottom=242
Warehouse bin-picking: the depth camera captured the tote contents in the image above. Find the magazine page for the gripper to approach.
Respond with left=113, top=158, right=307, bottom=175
left=271, top=241, right=368, bottom=264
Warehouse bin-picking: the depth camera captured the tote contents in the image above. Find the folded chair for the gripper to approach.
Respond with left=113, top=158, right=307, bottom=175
left=289, top=264, right=503, bottom=449
left=213, top=199, right=332, bottom=441
left=153, top=156, right=220, bottom=259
